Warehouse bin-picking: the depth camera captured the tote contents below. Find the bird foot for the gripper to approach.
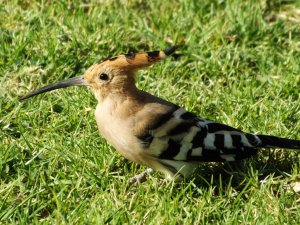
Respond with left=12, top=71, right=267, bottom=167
left=129, top=168, right=153, bottom=184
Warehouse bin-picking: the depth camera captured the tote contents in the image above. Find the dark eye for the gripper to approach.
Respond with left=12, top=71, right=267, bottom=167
left=99, top=73, right=109, bottom=81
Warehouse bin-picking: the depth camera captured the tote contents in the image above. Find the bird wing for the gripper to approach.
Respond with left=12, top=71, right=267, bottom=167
left=137, top=106, right=260, bottom=163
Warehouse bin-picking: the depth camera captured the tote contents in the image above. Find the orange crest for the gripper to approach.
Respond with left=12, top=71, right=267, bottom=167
left=99, top=46, right=178, bottom=71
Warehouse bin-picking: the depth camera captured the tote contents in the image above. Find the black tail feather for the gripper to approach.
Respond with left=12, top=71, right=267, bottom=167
left=257, top=135, right=300, bottom=150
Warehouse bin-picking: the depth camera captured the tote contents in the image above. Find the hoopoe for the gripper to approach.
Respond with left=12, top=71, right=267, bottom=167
left=20, top=46, right=300, bottom=181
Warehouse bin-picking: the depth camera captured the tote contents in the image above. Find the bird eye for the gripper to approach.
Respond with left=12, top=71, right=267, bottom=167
left=99, top=73, right=109, bottom=81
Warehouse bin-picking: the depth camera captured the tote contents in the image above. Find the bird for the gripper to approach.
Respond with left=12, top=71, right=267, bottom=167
left=20, top=46, right=300, bottom=182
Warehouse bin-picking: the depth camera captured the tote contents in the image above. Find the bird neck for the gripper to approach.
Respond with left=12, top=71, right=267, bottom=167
left=95, top=86, right=146, bottom=120
left=95, top=79, right=141, bottom=102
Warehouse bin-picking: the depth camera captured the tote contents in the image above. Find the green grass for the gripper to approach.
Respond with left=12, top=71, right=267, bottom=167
left=1, top=0, right=300, bottom=224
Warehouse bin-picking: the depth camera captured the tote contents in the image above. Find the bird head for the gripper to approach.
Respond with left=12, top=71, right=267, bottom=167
left=19, top=46, right=178, bottom=102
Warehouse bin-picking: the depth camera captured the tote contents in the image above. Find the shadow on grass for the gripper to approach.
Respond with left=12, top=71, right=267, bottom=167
left=187, top=150, right=300, bottom=197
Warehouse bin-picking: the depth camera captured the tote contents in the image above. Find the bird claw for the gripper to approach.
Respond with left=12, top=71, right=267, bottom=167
left=129, top=168, right=153, bottom=184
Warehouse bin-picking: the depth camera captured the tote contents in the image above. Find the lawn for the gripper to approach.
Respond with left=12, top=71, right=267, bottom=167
left=1, top=0, right=300, bottom=224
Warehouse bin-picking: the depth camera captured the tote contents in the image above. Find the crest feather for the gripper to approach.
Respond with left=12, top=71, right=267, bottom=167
left=101, top=46, right=179, bottom=70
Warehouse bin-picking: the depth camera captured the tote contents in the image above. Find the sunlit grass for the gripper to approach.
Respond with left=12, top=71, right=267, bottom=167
left=1, top=0, right=300, bottom=224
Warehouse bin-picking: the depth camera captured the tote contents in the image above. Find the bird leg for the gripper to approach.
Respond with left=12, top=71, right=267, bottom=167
left=129, top=168, right=154, bottom=184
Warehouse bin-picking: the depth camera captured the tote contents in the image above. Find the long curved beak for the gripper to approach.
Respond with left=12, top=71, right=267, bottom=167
left=19, top=76, right=89, bottom=101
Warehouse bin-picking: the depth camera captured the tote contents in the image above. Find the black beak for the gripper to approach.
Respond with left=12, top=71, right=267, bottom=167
left=19, top=76, right=89, bottom=101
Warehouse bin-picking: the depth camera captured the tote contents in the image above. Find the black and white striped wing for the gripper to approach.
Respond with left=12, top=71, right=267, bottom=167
left=136, top=104, right=300, bottom=177
left=144, top=107, right=261, bottom=163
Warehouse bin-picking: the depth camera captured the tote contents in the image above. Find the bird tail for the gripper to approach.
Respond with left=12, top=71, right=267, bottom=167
left=256, top=134, right=300, bottom=150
